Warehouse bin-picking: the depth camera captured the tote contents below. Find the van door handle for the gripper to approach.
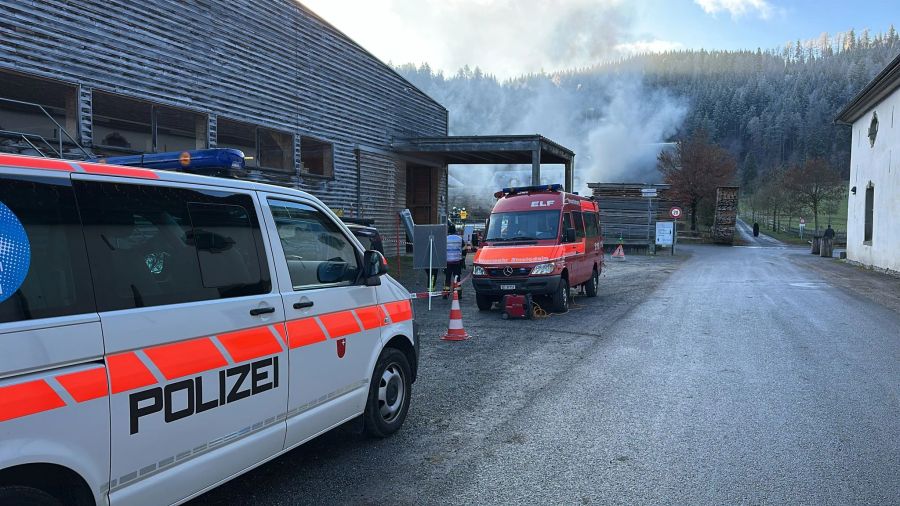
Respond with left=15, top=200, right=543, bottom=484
left=293, top=301, right=314, bottom=309
left=250, top=307, right=276, bottom=316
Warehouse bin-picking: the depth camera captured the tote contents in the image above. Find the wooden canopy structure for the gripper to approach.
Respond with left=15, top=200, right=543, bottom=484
left=392, top=135, right=576, bottom=192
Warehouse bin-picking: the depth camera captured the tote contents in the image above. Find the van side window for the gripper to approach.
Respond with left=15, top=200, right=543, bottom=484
left=572, top=212, right=586, bottom=239
left=74, top=181, right=270, bottom=311
left=584, top=213, right=600, bottom=238
left=268, top=200, right=360, bottom=289
left=0, top=175, right=96, bottom=323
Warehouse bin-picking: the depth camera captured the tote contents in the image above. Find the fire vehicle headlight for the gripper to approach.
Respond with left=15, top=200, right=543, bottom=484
left=473, top=265, right=486, bottom=276
left=531, top=262, right=555, bottom=275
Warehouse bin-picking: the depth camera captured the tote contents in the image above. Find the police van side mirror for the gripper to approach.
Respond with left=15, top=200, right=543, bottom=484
left=363, top=250, right=387, bottom=286
left=563, top=228, right=577, bottom=243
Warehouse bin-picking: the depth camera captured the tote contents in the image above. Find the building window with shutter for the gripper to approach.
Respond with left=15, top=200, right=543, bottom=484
left=864, top=185, right=874, bottom=244
left=300, top=136, right=334, bottom=178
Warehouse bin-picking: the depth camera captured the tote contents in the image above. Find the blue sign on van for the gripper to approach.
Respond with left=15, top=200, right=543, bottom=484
left=0, top=202, right=30, bottom=303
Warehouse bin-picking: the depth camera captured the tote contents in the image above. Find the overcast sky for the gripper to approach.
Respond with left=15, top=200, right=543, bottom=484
left=301, top=0, right=898, bottom=79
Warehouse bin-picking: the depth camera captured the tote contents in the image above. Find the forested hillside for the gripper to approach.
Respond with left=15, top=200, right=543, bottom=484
left=397, top=27, right=900, bottom=189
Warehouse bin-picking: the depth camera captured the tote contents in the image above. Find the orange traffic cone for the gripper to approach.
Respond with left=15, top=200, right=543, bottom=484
left=441, top=287, right=469, bottom=341
left=612, top=244, right=626, bottom=261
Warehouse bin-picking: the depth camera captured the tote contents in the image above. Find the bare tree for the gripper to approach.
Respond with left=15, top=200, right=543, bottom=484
left=658, top=130, right=737, bottom=231
left=784, top=158, right=844, bottom=233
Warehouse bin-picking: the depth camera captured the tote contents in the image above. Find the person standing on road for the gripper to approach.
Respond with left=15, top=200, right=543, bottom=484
left=753, top=222, right=760, bottom=237
left=444, top=224, right=464, bottom=298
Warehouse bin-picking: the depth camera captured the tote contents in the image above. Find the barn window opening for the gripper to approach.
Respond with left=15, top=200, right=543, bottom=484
left=0, top=69, right=78, bottom=155
left=864, top=185, right=874, bottom=244
left=217, top=119, right=256, bottom=162
left=300, top=136, right=333, bottom=177
left=217, top=119, right=294, bottom=172
left=93, top=92, right=206, bottom=156
left=259, top=128, right=293, bottom=171
left=156, top=105, right=207, bottom=152
left=92, top=92, right=152, bottom=154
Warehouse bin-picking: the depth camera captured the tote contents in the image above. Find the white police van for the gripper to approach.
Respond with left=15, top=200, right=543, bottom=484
left=0, top=153, right=417, bottom=505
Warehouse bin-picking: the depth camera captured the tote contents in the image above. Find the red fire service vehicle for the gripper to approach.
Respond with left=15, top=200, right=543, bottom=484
left=471, top=184, right=603, bottom=312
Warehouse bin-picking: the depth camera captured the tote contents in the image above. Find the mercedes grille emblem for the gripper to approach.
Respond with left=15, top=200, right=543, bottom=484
left=503, top=266, right=513, bottom=276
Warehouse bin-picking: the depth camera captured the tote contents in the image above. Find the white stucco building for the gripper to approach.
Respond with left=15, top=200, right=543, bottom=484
left=836, top=53, right=900, bottom=275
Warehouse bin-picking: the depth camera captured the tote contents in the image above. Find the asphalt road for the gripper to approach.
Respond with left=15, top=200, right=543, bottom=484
left=736, top=218, right=785, bottom=247
left=190, top=246, right=900, bottom=505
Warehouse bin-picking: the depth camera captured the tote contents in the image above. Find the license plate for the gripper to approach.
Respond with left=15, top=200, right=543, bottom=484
left=500, top=284, right=516, bottom=290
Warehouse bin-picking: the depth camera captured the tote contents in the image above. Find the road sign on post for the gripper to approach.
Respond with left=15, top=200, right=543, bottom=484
left=642, top=188, right=657, bottom=250
left=669, top=207, right=682, bottom=255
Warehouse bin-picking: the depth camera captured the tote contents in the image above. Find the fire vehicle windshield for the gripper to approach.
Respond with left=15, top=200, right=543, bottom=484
left=485, top=210, right=560, bottom=242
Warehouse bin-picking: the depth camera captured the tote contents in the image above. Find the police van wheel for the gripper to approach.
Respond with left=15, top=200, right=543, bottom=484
left=364, top=348, right=412, bottom=438
left=551, top=278, right=569, bottom=313
left=476, top=294, right=493, bottom=311
left=584, top=268, right=599, bottom=297
left=0, top=486, right=62, bottom=506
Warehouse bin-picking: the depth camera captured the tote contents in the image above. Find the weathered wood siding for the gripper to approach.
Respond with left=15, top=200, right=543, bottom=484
left=0, top=0, right=448, bottom=224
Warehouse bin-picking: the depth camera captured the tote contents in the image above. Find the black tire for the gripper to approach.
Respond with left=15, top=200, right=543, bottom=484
left=476, top=293, right=493, bottom=311
left=0, top=486, right=62, bottom=506
left=551, top=277, right=570, bottom=312
left=363, top=347, right=412, bottom=438
left=584, top=267, right=599, bottom=297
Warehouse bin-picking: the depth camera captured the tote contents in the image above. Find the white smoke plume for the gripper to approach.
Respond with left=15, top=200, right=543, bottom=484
left=406, top=69, right=688, bottom=202
left=303, top=0, right=690, bottom=204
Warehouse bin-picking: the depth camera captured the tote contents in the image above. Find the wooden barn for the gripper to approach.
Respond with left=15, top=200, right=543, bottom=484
left=0, top=0, right=451, bottom=254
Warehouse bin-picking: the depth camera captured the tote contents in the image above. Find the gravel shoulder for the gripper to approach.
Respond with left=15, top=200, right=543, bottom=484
left=189, top=252, right=688, bottom=505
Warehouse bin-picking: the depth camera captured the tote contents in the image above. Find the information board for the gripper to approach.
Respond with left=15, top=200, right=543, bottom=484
left=655, top=221, right=674, bottom=246
left=413, top=224, right=448, bottom=270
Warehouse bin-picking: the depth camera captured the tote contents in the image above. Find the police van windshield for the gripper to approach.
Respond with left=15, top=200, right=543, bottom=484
left=485, top=210, right=560, bottom=242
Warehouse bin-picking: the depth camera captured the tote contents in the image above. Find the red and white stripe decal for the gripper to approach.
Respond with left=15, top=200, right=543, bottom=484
left=0, top=154, right=160, bottom=179
left=0, top=154, right=74, bottom=172
left=56, top=366, right=109, bottom=403
left=1, top=299, right=413, bottom=422
left=75, top=161, right=159, bottom=179
left=142, top=338, right=228, bottom=381
left=0, top=380, right=66, bottom=422
left=217, top=326, right=283, bottom=363
left=286, top=318, right=328, bottom=349
left=384, top=300, right=413, bottom=323
left=354, top=306, right=386, bottom=330
left=107, top=352, right=158, bottom=394
left=318, top=311, right=362, bottom=339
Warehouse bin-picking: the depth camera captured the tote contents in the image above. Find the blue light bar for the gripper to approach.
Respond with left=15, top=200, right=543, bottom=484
left=90, top=148, right=248, bottom=178
left=498, top=184, right=563, bottom=195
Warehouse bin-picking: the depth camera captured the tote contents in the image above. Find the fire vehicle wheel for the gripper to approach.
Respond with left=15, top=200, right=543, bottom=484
left=364, top=347, right=412, bottom=438
left=0, top=486, right=62, bottom=506
left=584, top=267, right=599, bottom=297
left=476, top=293, right=493, bottom=311
left=551, top=278, right=570, bottom=312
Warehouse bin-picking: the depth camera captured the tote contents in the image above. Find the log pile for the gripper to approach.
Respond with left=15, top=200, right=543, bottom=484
left=588, top=183, right=680, bottom=245
left=712, top=186, right=739, bottom=244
